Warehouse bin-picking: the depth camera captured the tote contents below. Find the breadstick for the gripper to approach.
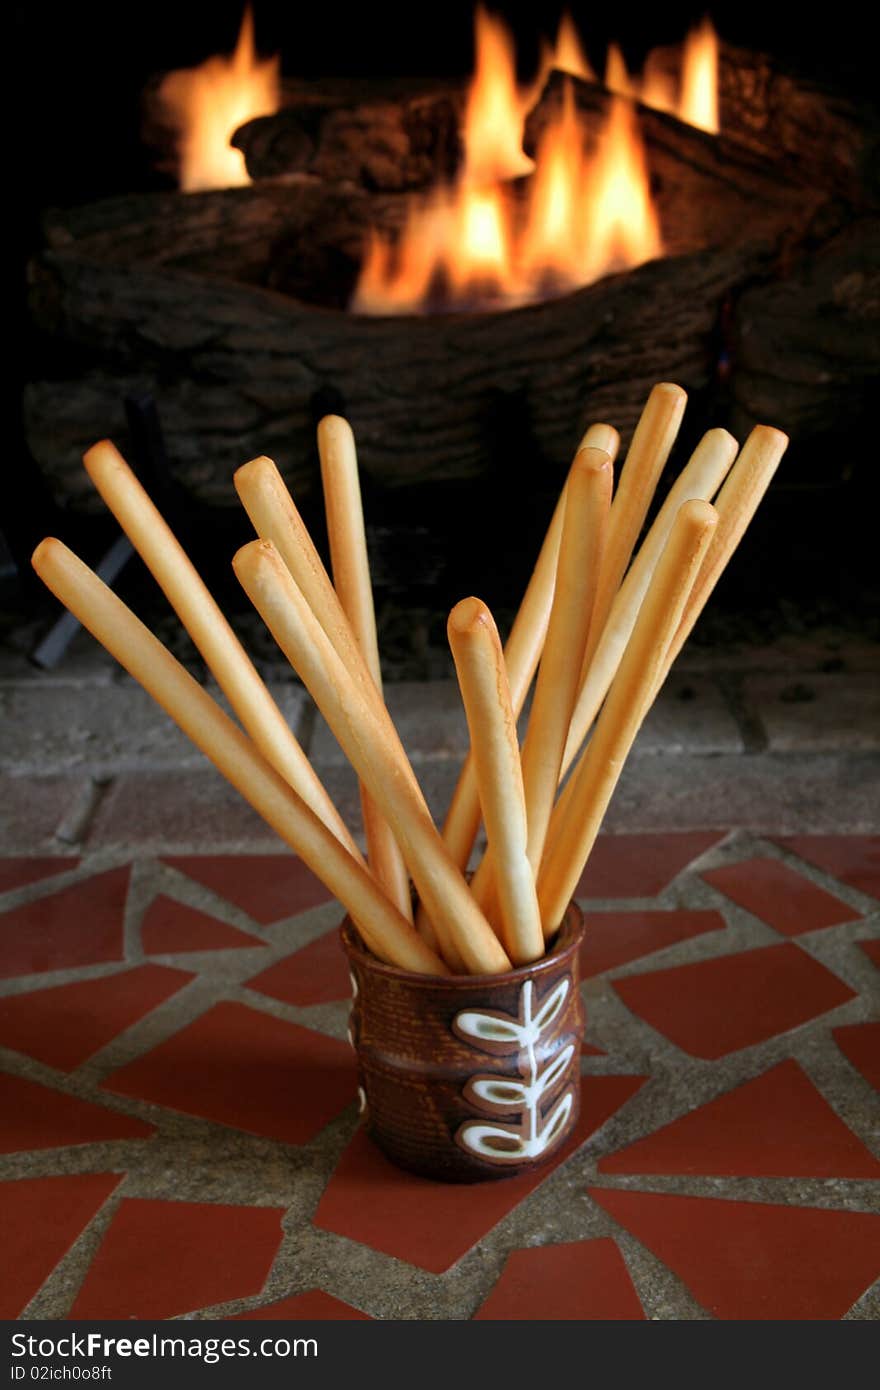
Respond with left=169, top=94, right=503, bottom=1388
left=316, top=416, right=412, bottom=922
left=439, top=421, right=620, bottom=873
left=520, top=446, right=612, bottom=869
left=234, top=540, right=511, bottom=976
left=561, top=426, right=738, bottom=776
left=82, top=441, right=360, bottom=865
left=658, top=425, right=789, bottom=684
left=575, top=383, right=686, bottom=693
left=537, top=499, right=717, bottom=932
left=448, top=598, right=544, bottom=966
left=31, top=539, right=447, bottom=977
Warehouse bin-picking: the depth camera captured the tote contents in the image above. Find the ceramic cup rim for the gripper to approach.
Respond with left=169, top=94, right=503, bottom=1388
left=340, top=900, right=584, bottom=990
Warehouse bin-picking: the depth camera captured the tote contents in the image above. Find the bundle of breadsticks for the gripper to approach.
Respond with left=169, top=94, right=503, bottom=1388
left=33, top=384, right=787, bottom=977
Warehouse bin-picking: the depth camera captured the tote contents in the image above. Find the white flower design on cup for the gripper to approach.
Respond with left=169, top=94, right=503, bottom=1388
left=453, top=977, right=575, bottom=1164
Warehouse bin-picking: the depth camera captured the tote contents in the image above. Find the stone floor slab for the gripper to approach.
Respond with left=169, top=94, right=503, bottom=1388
left=611, top=943, right=856, bottom=1060
left=589, top=1188, right=880, bottom=1320
left=473, top=1238, right=645, bottom=1320
left=701, top=857, right=861, bottom=936
left=746, top=673, right=880, bottom=752
left=69, top=1198, right=286, bottom=1320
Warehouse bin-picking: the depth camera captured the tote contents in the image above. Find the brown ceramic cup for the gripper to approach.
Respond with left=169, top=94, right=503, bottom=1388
left=341, top=903, right=584, bottom=1182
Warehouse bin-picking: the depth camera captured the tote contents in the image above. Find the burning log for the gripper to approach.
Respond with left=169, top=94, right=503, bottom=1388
left=38, top=177, right=399, bottom=305
left=232, top=77, right=463, bottom=191
left=26, top=239, right=754, bottom=508
left=524, top=72, right=838, bottom=256
left=730, top=215, right=880, bottom=441
left=716, top=44, right=879, bottom=204
left=221, top=43, right=878, bottom=208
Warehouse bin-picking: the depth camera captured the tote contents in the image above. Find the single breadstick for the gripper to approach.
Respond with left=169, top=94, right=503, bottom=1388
left=576, top=383, right=687, bottom=692
left=520, top=446, right=612, bottom=869
left=448, top=598, right=544, bottom=966
left=316, top=417, right=381, bottom=688
left=31, top=539, right=446, bottom=977
left=234, top=540, right=510, bottom=976
left=658, top=425, right=789, bottom=684
left=561, top=427, right=738, bottom=776
left=537, top=500, right=717, bottom=932
left=439, top=420, right=620, bottom=873
left=82, top=441, right=360, bottom=865
left=316, top=416, right=412, bottom=922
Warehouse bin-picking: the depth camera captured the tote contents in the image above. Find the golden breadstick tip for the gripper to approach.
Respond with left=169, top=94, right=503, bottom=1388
left=30, top=538, right=446, bottom=978
left=448, top=597, right=544, bottom=965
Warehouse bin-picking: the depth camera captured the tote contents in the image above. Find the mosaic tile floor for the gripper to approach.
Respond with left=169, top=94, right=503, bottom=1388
left=0, top=832, right=877, bottom=1321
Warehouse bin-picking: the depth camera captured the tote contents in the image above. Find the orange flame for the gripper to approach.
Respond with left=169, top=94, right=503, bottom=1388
left=353, top=10, right=666, bottom=315
left=462, top=6, right=535, bottom=182
left=605, top=19, right=720, bottom=132
left=553, top=12, right=594, bottom=82
left=681, top=18, right=720, bottom=133
left=158, top=7, right=280, bottom=192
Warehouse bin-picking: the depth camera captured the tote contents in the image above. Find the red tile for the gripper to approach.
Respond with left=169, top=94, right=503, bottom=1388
left=776, top=835, right=880, bottom=900
left=229, top=1292, right=371, bottom=1319
left=69, top=1198, right=285, bottom=1319
left=0, top=1173, right=122, bottom=1318
left=576, top=832, right=725, bottom=899
left=474, top=1237, right=645, bottom=1320
left=102, top=1001, right=357, bottom=1145
left=832, top=1021, right=880, bottom=1091
left=599, top=1059, right=880, bottom=1177
left=589, top=1188, right=880, bottom=1320
left=581, top=1040, right=606, bottom=1056
left=246, top=929, right=350, bottom=1008
left=141, top=894, right=266, bottom=955
left=580, top=910, right=725, bottom=978
left=857, top=938, right=880, bottom=970
left=612, top=943, right=856, bottom=1060
left=0, top=857, right=79, bottom=895
left=0, top=866, right=130, bottom=980
left=314, top=1075, right=646, bottom=1274
left=163, top=855, right=333, bottom=924
left=702, top=857, right=859, bottom=936
left=0, top=965, right=194, bottom=1072
left=0, top=1072, right=155, bottom=1153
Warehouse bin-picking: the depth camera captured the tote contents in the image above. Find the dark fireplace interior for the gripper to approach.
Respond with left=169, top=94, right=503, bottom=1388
left=11, top=0, right=879, bottom=677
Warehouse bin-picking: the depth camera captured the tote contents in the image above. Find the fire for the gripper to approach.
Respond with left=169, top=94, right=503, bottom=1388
left=354, top=8, right=671, bottom=315
left=552, top=12, right=594, bottom=82
left=681, top=19, right=720, bottom=133
left=463, top=7, right=534, bottom=182
left=604, top=18, right=720, bottom=133
left=158, top=7, right=280, bottom=193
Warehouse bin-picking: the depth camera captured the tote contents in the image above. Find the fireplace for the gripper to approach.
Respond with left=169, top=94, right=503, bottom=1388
left=14, top=1, right=879, bottom=657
